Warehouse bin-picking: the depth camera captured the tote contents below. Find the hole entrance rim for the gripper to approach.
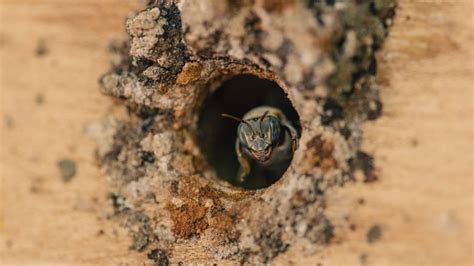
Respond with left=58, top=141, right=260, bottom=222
left=196, top=73, right=301, bottom=191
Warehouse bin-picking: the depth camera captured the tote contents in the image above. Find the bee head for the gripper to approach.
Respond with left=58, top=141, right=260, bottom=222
left=223, top=111, right=281, bottom=162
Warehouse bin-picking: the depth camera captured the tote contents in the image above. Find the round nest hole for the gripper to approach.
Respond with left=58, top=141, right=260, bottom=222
left=198, top=74, right=301, bottom=189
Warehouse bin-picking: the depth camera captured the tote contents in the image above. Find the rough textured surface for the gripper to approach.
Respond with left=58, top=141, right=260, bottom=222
left=0, top=0, right=472, bottom=265
left=96, top=0, right=395, bottom=263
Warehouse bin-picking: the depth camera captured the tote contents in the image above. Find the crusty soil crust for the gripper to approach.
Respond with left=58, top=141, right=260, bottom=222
left=96, top=0, right=395, bottom=263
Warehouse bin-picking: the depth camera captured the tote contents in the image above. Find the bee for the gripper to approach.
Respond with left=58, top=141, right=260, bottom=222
left=222, top=106, right=299, bottom=182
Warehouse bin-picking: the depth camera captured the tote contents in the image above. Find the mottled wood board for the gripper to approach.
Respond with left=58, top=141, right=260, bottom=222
left=0, top=0, right=472, bottom=264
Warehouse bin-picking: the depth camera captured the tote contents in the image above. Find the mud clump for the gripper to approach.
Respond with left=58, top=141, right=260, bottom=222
left=148, top=248, right=170, bottom=266
left=167, top=199, right=208, bottom=239
left=35, top=39, right=48, bottom=57
left=303, top=136, right=337, bottom=174
left=57, top=159, right=76, bottom=183
left=35, top=93, right=45, bottom=105
left=95, top=0, right=395, bottom=263
left=128, top=212, right=157, bottom=251
left=166, top=176, right=241, bottom=241
left=352, top=151, right=379, bottom=183
left=367, top=224, right=383, bottom=243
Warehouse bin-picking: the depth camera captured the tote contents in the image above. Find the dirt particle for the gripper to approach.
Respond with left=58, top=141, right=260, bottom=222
left=4, top=115, right=14, bottom=129
left=131, top=230, right=152, bottom=251
left=320, top=158, right=336, bottom=173
left=35, top=93, right=45, bottom=105
left=257, top=231, right=289, bottom=262
left=257, top=0, right=295, bottom=13
left=349, top=223, right=357, bottom=231
left=176, top=62, right=202, bottom=85
left=321, top=140, right=334, bottom=157
left=30, top=176, right=45, bottom=193
left=367, top=100, right=383, bottom=120
left=108, top=193, right=131, bottom=214
left=165, top=175, right=242, bottom=241
left=167, top=197, right=208, bottom=239
left=353, top=151, right=378, bottom=183
left=321, top=98, right=344, bottom=125
left=57, top=159, right=76, bottom=182
left=147, top=248, right=170, bottom=266
left=208, top=212, right=234, bottom=233
left=367, top=224, right=382, bottom=243
left=304, top=136, right=337, bottom=173
left=35, top=39, right=48, bottom=57
left=6, top=239, right=13, bottom=249
left=96, top=229, right=105, bottom=236
left=127, top=212, right=157, bottom=251
left=322, top=221, right=335, bottom=242
left=360, top=253, right=368, bottom=265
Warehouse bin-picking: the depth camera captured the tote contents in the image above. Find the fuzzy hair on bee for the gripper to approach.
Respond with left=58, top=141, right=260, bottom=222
left=222, top=106, right=299, bottom=182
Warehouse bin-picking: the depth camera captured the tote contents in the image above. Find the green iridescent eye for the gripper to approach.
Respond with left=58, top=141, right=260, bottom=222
left=264, top=116, right=281, bottom=145
left=238, top=123, right=253, bottom=147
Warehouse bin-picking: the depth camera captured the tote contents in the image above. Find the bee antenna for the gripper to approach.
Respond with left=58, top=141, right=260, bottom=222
left=221, top=113, right=255, bottom=136
left=259, top=111, right=269, bottom=137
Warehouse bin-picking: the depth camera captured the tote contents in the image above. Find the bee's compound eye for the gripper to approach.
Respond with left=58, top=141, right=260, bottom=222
left=238, top=124, right=254, bottom=145
left=267, top=117, right=281, bottom=144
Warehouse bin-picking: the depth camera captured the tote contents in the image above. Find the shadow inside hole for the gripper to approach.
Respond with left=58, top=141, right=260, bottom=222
left=198, top=74, right=301, bottom=189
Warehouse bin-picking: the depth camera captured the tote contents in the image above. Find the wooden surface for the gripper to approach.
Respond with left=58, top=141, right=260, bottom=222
left=1, top=0, right=473, bottom=265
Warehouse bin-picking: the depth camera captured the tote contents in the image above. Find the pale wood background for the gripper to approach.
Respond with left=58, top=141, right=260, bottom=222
left=0, top=0, right=472, bottom=265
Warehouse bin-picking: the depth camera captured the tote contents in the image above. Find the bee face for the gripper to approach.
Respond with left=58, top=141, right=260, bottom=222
left=238, top=115, right=281, bottom=162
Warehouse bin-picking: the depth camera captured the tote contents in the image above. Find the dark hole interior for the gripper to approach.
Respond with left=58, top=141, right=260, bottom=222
left=197, top=74, right=301, bottom=189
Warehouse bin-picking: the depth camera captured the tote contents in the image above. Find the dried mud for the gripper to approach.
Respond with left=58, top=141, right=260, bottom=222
left=92, top=0, right=396, bottom=263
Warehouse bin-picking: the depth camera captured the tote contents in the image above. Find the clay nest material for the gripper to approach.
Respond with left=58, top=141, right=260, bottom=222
left=93, top=0, right=395, bottom=264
